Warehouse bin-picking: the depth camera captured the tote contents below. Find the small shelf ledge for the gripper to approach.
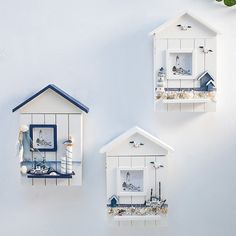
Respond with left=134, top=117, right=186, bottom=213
left=27, top=171, right=75, bottom=179
left=113, top=215, right=161, bottom=221
left=162, top=99, right=210, bottom=104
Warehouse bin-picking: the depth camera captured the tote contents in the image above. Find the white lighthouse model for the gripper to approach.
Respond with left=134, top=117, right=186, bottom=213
left=61, top=136, right=74, bottom=174
left=156, top=67, right=166, bottom=98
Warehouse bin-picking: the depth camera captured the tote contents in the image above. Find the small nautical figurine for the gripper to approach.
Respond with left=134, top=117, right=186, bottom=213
left=129, top=140, right=144, bottom=148
left=118, top=209, right=126, bottom=216
left=199, top=46, right=213, bottom=54
left=150, top=161, right=164, bottom=169
left=61, top=136, right=74, bottom=174
left=145, top=185, right=166, bottom=208
left=146, top=162, right=167, bottom=208
left=109, top=195, right=119, bottom=208
left=157, top=67, right=165, bottom=78
left=156, top=68, right=165, bottom=95
left=18, top=125, right=29, bottom=163
left=177, top=24, right=192, bottom=31
left=20, top=165, right=28, bottom=175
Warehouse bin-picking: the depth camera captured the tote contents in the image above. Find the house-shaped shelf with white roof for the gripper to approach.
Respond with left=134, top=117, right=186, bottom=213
left=13, top=84, right=89, bottom=186
left=100, top=127, right=174, bottom=224
left=151, top=12, right=219, bottom=112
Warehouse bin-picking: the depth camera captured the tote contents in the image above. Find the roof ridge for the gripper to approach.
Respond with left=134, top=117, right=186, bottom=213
left=12, top=84, right=89, bottom=113
left=100, top=126, right=174, bottom=154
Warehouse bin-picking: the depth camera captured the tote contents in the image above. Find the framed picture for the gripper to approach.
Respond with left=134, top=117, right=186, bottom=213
left=166, top=49, right=196, bottom=80
left=29, top=124, right=57, bottom=152
left=117, top=167, right=147, bottom=196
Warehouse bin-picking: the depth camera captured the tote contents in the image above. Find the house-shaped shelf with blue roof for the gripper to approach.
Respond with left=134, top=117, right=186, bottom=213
left=13, top=84, right=89, bottom=186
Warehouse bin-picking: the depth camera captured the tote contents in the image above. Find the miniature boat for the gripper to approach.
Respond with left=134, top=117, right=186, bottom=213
left=27, top=161, right=75, bottom=178
left=145, top=198, right=166, bottom=208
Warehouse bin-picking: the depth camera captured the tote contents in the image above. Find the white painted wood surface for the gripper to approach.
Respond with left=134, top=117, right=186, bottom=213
left=114, top=215, right=161, bottom=221
left=105, top=133, right=169, bottom=157
left=20, top=89, right=82, bottom=114
left=106, top=154, right=168, bottom=225
left=102, top=127, right=173, bottom=225
left=152, top=12, right=218, bottom=38
left=162, top=99, right=210, bottom=104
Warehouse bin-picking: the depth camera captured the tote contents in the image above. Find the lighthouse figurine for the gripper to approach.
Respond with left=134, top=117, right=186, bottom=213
left=61, top=136, right=74, bottom=174
left=156, top=67, right=166, bottom=99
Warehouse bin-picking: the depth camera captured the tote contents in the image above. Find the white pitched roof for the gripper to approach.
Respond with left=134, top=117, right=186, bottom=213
left=100, top=126, right=174, bottom=154
left=150, top=12, right=220, bottom=35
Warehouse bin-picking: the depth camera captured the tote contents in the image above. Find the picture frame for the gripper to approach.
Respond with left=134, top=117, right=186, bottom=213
left=117, top=167, right=147, bottom=196
left=166, top=49, right=196, bottom=80
left=29, top=124, right=57, bottom=152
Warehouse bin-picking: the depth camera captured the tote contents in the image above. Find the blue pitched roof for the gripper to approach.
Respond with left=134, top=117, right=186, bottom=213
left=197, top=71, right=215, bottom=82
left=12, top=84, right=89, bottom=113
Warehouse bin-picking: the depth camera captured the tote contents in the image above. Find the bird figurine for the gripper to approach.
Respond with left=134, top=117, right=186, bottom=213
left=129, top=140, right=144, bottom=148
left=150, top=161, right=164, bottom=169
left=177, top=24, right=192, bottom=31
left=199, top=46, right=213, bottom=54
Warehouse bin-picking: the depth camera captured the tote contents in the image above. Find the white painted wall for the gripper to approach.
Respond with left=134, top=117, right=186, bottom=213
left=2, top=0, right=236, bottom=235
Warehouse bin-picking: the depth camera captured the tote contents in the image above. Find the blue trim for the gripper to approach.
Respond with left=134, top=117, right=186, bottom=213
left=12, top=84, right=89, bottom=113
left=21, top=160, right=82, bottom=164
left=29, top=124, right=57, bottom=152
left=106, top=203, right=168, bottom=208
left=27, top=171, right=75, bottom=179
left=165, top=88, right=217, bottom=92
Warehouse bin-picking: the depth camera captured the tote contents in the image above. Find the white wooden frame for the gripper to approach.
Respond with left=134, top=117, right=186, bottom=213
left=117, top=167, right=147, bottom=197
left=166, top=49, right=196, bottom=80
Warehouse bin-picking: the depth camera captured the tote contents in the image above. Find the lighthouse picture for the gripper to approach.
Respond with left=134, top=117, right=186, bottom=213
left=30, top=124, right=57, bottom=152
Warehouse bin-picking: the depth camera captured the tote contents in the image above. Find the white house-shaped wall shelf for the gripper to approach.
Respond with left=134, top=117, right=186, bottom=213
left=13, top=84, right=89, bottom=186
left=100, top=127, right=174, bottom=225
left=151, top=12, right=219, bottom=112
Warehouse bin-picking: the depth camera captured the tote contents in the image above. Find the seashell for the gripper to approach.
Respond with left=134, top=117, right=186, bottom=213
left=188, top=90, right=194, bottom=99
left=118, top=209, right=126, bottom=216
left=20, top=165, right=27, bottom=175
left=130, top=207, right=135, bottom=213
left=139, top=208, right=146, bottom=215
left=107, top=208, right=114, bottom=215
left=49, top=172, right=57, bottom=176
left=20, top=125, right=29, bottom=133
